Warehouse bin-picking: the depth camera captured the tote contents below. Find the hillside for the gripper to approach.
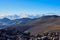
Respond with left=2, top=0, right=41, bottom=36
left=25, top=15, right=60, bottom=35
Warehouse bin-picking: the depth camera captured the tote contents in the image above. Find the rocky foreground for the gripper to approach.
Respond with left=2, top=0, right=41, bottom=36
left=0, top=28, right=60, bottom=40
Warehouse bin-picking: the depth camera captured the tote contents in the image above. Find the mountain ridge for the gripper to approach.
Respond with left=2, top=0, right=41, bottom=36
left=0, top=15, right=60, bottom=35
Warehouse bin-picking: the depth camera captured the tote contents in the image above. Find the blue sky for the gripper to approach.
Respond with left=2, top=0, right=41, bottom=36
left=0, top=0, right=60, bottom=18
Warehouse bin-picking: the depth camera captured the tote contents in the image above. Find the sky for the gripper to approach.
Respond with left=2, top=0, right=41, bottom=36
left=0, top=0, right=60, bottom=19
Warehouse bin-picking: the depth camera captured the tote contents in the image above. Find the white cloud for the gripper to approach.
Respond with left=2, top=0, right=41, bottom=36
left=19, top=13, right=29, bottom=18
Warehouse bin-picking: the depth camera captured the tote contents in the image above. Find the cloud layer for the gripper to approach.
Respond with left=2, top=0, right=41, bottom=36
left=0, top=10, right=59, bottom=20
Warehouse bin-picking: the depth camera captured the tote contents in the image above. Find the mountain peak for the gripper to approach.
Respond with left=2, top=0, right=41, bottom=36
left=2, top=18, right=10, bottom=20
left=42, top=15, right=59, bottom=18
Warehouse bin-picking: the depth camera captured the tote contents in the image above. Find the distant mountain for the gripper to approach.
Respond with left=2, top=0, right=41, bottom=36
left=0, top=18, right=12, bottom=25
left=13, top=18, right=32, bottom=24
left=0, top=18, right=10, bottom=22
left=1, top=15, right=60, bottom=35
left=0, top=18, right=32, bottom=28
